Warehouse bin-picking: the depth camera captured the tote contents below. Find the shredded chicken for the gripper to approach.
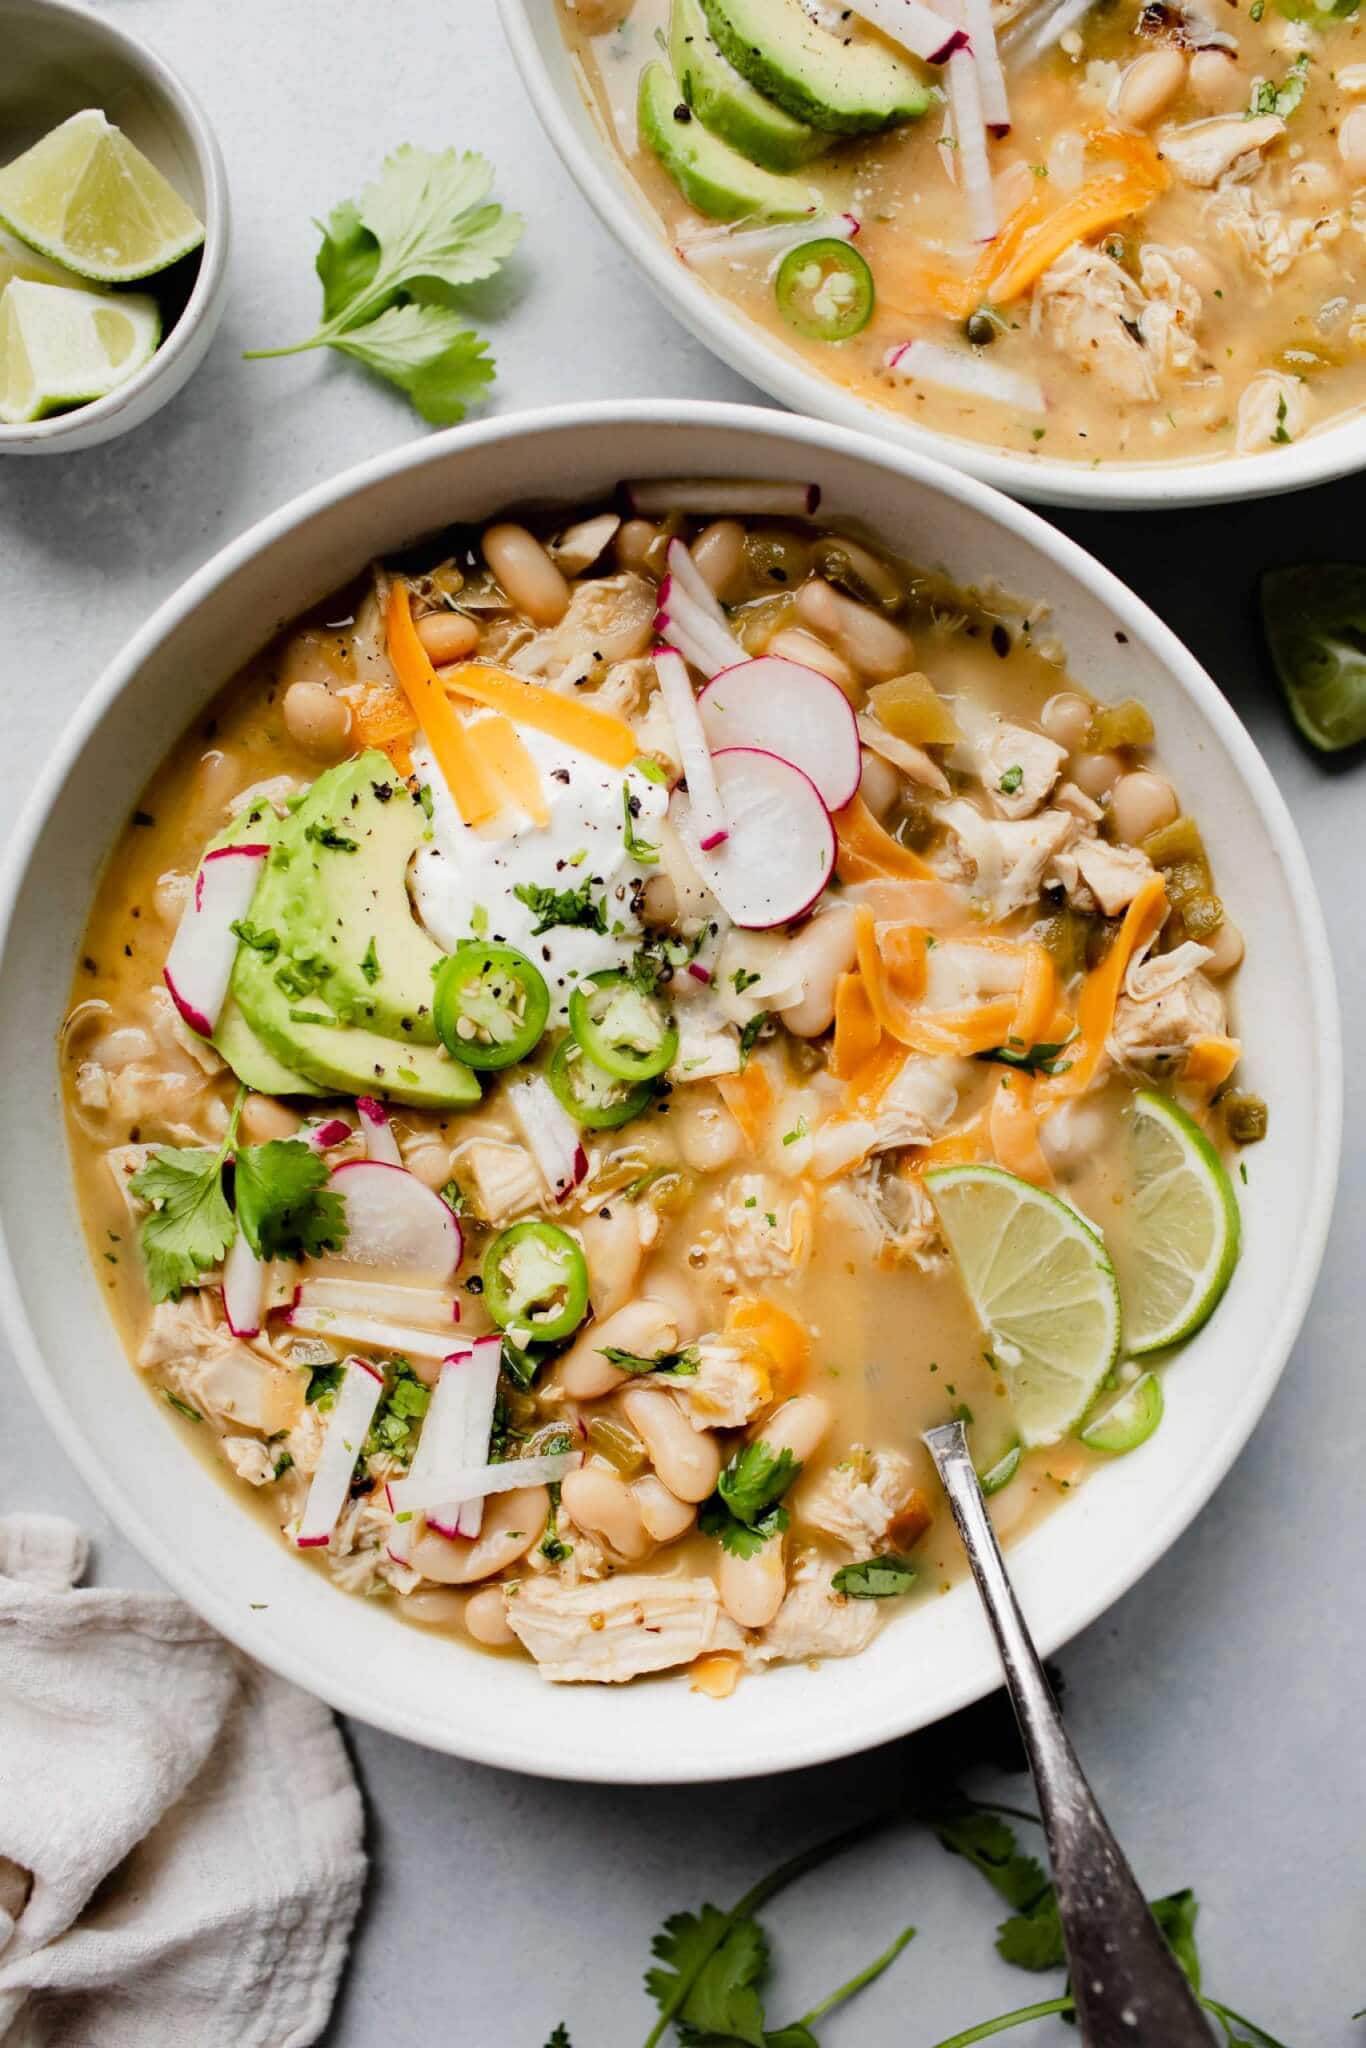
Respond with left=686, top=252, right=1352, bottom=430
left=1159, top=113, right=1285, bottom=188
left=1136, top=245, right=1204, bottom=377
left=753, top=1575, right=881, bottom=1665
left=857, top=713, right=951, bottom=795
left=670, top=993, right=742, bottom=1081
left=973, top=718, right=1067, bottom=821
left=1034, top=246, right=1160, bottom=402
left=105, top=1143, right=152, bottom=1216
left=138, top=1295, right=304, bottom=1435
left=797, top=1448, right=925, bottom=1554
left=1052, top=837, right=1158, bottom=917
left=221, top=1436, right=277, bottom=1487
left=507, top=573, right=656, bottom=685
left=937, top=802, right=1077, bottom=921
left=453, top=1136, right=544, bottom=1223
left=820, top=1160, right=942, bottom=1268
left=673, top=1336, right=771, bottom=1431
left=1208, top=179, right=1341, bottom=282
left=711, top=1174, right=811, bottom=1286
left=1236, top=369, right=1311, bottom=453
left=1111, top=946, right=1227, bottom=1066
left=504, top=1574, right=746, bottom=1682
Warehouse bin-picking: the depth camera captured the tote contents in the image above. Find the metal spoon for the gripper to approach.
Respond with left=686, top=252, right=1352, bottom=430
left=924, top=1420, right=1214, bottom=2046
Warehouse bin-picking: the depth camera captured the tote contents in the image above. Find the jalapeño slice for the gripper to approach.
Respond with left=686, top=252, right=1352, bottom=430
left=775, top=238, right=875, bottom=343
left=548, top=1035, right=655, bottom=1130
left=434, top=943, right=549, bottom=1071
left=568, top=968, right=678, bottom=1082
left=482, top=1219, right=589, bottom=1341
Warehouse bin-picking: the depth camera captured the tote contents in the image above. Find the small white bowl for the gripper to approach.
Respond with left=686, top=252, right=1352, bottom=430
left=498, top=0, right=1366, bottom=511
left=0, top=0, right=230, bottom=454
left=0, top=403, right=1339, bottom=1780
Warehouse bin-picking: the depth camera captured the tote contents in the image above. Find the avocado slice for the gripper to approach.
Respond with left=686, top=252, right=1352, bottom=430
left=699, top=0, right=930, bottom=134
left=638, top=60, right=822, bottom=221
left=214, top=996, right=325, bottom=1098
left=670, top=0, right=829, bottom=171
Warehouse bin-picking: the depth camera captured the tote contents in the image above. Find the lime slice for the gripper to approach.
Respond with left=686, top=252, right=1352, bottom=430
left=0, top=279, right=160, bottom=424
left=927, top=1165, right=1121, bottom=1449
left=0, top=110, right=204, bottom=283
left=1078, top=1370, right=1164, bottom=1455
left=1118, top=1090, right=1240, bottom=1355
left=0, top=223, right=83, bottom=292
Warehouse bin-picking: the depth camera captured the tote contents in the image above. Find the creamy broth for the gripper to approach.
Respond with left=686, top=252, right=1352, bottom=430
left=563, top=0, right=1366, bottom=466
left=62, top=494, right=1250, bottom=1687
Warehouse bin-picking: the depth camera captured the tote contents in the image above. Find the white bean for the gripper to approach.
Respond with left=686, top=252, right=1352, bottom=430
left=673, top=1091, right=744, bottom=1173
left=481, top=523, right=570, bottom=625
left=90, top=1026, right=154, bottom=1071
left=401, top=1589, right=468, bottom=1629
left=755, top=1395, right=832, bottom=1464
left=858, top=746, right=901, bottom=820
left=631, top=1473, right=697, bottom=1544
left=1069, top=750, right=1123, bottom=799
left=1109, top=770, right=1178, bottom=846
left=1114, top=47, right=1187, bottom=126
left=463, top=1586, right=517, bottom=1646
left=794, top=579, right=914, bottom=682
left=641, top=872, right=679, bottom=927
left=1203, top=917, right=1244, bottom=976
left=1040, top=691, right=1092, bottom=750
left=614, top=518, right=664, bottom=575
left=415, top=610, right=480, bottom=664
left=719, top=1536, right=787, bottom=1629
left=619, top=1386, right=722, bottom=1502
left=561, top=1465, right=651, bottom=1559
left=579, top=1204, right=644, bottom=1318
left=282, top=680, right=352, bottom=760
left=403, top=1141, right=454, bottom=1191
left=556, top=1298, right=682, bottom=1400
left=1339, top=106, right=1366, bottom=182
left=407, top=1486, right=549, bottom=1585
left=1188, top=48, right=1239, bottom=108
left=765, top=626, right=858, bottom=696
left=774, top=905, right=859, bottom=1038
left=691, top=520, right=747, bottom=599
left=1039, top=1100, right=1108, bottom=1169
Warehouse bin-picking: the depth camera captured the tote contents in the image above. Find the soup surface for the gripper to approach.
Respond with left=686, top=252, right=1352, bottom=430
left=62, top=485, right=1256, bottom=1689
left=561, top=0, right=1366, bottom=467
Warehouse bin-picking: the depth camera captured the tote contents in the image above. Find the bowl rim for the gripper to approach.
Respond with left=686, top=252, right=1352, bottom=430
left=495, top=0, right=1366, bottom=513
left=0, top=398, right=1342, bottom=1777
left=0, top=0, right=230, bottom=449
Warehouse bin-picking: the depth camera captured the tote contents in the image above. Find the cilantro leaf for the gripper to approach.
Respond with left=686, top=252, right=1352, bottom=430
left=931, top=1807, right=1051, bottom=1915
left=513, top=879, right=607, bottom=936
left=978, top=1037, right=1074, bottom=1077
left=831, top=1553, right=918, bottom=1599
left=364, top=1359, right=430, bottom=1465
left=623, top=785, right=660, bottom=865
left=647, top=1907, right=770, bottom=2048
left=717, top=1441, right=800, bottom=1526
left=233, top=1140, right=348, bottom=1261
left=246, top=145, right=523, bottom=423
left=130, top=1145, right=235, bottom=1303
left=543, top=2029, right=572, bottom=2048
left=600, top=1343, right=699, bottom=1376
left=738, top=1012, right=770, bottom=1066
left=995, top=1887, right=1065, bottom=1971
left=1149, top=1889, right=1201, bottom=1991
left=305, top=1362, right=344, bottom=1408
left=1248, top=52, right=1308, bottom=120
left=699, top=1499, right=789, bottom=1558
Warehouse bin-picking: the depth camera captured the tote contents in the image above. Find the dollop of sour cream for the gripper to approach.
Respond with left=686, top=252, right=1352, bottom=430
left=410, top=723, right=669, bottom=1020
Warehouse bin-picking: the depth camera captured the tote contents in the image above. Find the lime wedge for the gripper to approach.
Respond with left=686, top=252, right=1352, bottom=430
left=1078, top=1370, right=1164, bottom=1454
left=1116, top=1090, right=1240, bottom=1355
left=0, top=223, right=83, bottom=292
left=927, top=1165, right=1121, bottom=1448
left=0, top=278, right=160, bottom=424
left=0, top=110, right=204, bottom=283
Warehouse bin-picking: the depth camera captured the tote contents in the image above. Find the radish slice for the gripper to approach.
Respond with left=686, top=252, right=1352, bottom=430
left=394, top=1448, right=583, bottom=1518
left=840, top=0, right=969, bottom=61
left=163, top=843, right=269, bottom=1038
left=294, top=1276, right=459, bottom=1329
left=961, top=0, right=1010, bottom=132
left=356, top=1096, right=403, bottom=1167
left=655, top=575, right=742, bottom=680
left=623, top=479, right=820, bottom=519
left=699, top=657, right=862, bottom=811
left=286, top=1306, right=465, bottom=1361
left=387, top=1335, right=502, bottom=1557
left=507, top=1075, right=588, bottom=1202
left=672, top=747, right=836, bottom=930
left=328, top=1159, right=462, bottom=1282
left=221, top=1226, right=265, bottom=1339
left=666, top=537, right=735, bottom=637
left=654, top=646, right=729, bottom=851
left=679, top=214, right=860, bottom=270
left=885, top=339, right=1046, bottom=412
left=296, top=1356, right=385, bottom=1548
left=947, top=46, right=997, bottom=241
left=306, top=1117, right=353, bottom=1154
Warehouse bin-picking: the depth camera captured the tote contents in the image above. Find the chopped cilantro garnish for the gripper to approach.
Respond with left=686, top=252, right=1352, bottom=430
left=622, top=785, right=660, bottom=865
left=513, top=879, right=607, bottom=936
left=360, top=937, right=381, bottom=984
left=304, top=820, right=358, bottom=852
left=230, top=919, right=280, bottom=959
left=998, top=765, right=1024, bottom=795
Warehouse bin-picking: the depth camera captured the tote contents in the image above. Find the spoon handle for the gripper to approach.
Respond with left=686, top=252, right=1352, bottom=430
left=924, top=1422, right=1213, bottom=2047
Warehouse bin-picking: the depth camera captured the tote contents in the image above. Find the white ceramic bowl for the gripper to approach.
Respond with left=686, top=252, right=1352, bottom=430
left=0, top=0, right=230, bottom=454
left=498, top=0, right=1366, bottom=512
left=0, top=402, right=1339, bottom=1780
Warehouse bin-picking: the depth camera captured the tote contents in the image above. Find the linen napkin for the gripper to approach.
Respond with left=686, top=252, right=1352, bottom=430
left=0, top=1513, right=366, bottom=2048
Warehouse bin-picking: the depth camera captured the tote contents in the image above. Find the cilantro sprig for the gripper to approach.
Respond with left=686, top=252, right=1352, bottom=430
left=513, top=879, right=608, bottom=936
left=244, top=145, right=523, bottom=424
left=699, top=1440, right=800, bottom=1557
left=600, top=1344, right=700, bottom=1377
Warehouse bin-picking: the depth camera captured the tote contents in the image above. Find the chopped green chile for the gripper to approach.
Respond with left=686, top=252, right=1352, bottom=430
left=585, top=1415, right=648, bottom=1475
left=775, top=238, right=875, bottom=343
left=433, top=943, right=550, bottom=1070
left=1087, top=697, right=1154, bottom=751
left=1223, top=1092, right=1269, bottom=1145
left=1261, top=563, right=1366, bottom=753
left=549, top=1035, right=655, bottom=1129
left=977, top=1442, right=1022, bottom=1495
left=482, top=1220, right=589, bottom=1341
left=569, top=968, right=678, bottom=1081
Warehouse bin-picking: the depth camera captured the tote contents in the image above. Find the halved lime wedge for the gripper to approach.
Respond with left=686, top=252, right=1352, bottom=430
left=1118, top=1091, right=1240, bottom=1355
left=1078, top=1370, right=1164, bottom=1455
left=0, top=110, right=204, bottom=283
left=0, top=223, right=83, bottom=292
left=927, top=1165, right=1121, bottom=1449
left=0, top=279, right=160, bottom=424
